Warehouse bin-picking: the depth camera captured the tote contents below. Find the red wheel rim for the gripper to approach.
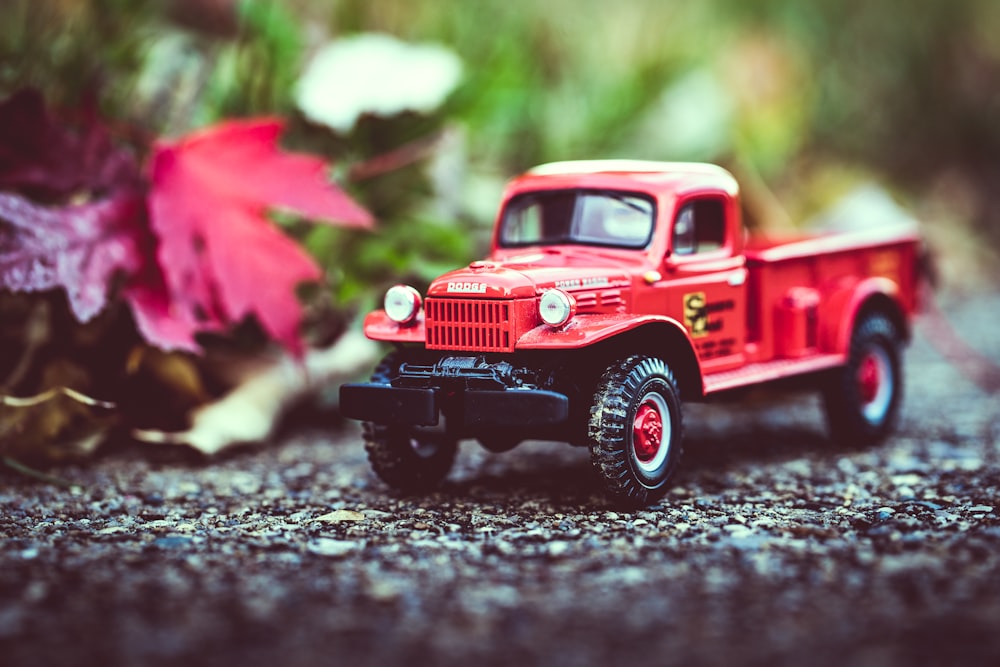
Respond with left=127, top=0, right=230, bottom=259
left=858, top=353, right=881, bottom=404
left=633, top=400, right=663, bottom=462
left=856, top=345, right=893, bottom=423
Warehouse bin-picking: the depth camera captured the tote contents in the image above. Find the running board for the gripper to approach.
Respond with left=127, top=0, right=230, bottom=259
left=703, top=354, right=845, bottom=395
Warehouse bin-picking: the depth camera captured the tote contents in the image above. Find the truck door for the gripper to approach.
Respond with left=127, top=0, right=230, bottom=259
left=663, top=196, right=747, bottom=372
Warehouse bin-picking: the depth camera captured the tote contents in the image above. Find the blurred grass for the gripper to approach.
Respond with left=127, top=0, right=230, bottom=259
left=2, top=0, right=998, bottom=308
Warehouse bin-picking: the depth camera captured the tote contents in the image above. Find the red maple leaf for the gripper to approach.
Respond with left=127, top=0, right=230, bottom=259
left=0, top=90, right=373, bottom=354
left=0, top=191, right=145, bottom=322
left=141, top=119, right=373, bottom=352
left=0, top=89, right=148, bottom=324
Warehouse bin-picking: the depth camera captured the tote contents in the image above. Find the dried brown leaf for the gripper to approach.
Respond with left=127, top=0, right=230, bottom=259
left=132, top=331, right=377, bottom=455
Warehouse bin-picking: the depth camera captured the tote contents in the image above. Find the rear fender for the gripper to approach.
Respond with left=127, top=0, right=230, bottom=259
left=823, top=277, right=908, bottom=354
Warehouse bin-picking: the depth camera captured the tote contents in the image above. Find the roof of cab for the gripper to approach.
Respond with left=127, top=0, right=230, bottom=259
left=509, top=160, right=740, bottom=198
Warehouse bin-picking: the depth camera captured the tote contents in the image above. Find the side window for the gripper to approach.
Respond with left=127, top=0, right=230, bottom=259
left=672, top=198, right=726, bottom=256
left=673, top=205, right=696, bottom=255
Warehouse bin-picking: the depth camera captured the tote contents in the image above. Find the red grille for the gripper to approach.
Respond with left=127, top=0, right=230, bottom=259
left=425, top=298, right=514, bottom=352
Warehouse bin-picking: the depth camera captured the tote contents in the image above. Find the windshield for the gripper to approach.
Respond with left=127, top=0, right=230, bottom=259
left=499, top=190, right=655, bottom=249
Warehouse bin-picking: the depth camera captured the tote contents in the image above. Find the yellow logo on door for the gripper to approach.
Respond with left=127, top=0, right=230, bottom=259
left=684, top=292, right=707, bottom=338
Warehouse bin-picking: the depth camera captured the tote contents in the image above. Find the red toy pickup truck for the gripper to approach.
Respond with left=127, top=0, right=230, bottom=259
left=340, top=160, right=922, bottom=506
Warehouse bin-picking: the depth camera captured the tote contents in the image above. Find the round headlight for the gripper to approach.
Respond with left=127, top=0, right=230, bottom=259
left=384, top=284, right=422, bottom=324
left=539, top=289, right=576, bottom=327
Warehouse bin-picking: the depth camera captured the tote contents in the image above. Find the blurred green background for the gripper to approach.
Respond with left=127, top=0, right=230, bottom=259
left=3, top=0, right=998, bottom=314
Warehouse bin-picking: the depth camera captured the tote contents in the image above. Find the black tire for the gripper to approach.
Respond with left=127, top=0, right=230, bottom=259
left=823, top=312, right=903, bottom=445
left=477, top=435, right=522, bottom=453
left=588, top=356, right=683, bottom=507
left=362, top=352, right=457, bottom=492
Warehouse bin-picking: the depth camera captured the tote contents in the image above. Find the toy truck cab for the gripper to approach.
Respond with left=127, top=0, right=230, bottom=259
left=340, top=160, right=921, bottom=506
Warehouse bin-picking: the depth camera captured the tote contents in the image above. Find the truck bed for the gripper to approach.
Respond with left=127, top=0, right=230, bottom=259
left=743, top=223, right=921, bottom=264
left=705, top=223, right=921, bottom=388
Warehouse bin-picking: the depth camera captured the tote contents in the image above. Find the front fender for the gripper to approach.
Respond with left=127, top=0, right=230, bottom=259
left=516, top=314, right=690, bottom=350
left=518, top=314, right=705, bottom=398
left=362, top=310, right=426, bottom=344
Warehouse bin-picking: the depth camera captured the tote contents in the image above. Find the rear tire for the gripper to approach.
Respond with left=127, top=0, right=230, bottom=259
left=362, top=352, right=457, bottom=492
left=588, top=356, right=683, bottom=507
left=823, top=313, right=903, bottom=445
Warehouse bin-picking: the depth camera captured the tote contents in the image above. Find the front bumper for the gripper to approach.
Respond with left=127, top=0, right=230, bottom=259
left=339, top=383, right=569, bottom=428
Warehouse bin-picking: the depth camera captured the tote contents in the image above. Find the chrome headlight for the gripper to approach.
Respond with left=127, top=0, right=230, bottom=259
left=384, top=284, right=422, bottom=324
left=539, top=289, right=576, bottom=327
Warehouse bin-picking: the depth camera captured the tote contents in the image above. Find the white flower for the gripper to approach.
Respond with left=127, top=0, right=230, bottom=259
left=296, top=33, right=463, bottom=132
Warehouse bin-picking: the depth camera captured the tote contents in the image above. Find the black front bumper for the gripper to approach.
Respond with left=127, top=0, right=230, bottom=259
left=339, top=383, right=569, bottom=428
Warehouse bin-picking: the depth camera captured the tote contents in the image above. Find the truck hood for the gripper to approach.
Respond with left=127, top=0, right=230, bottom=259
left=427, top=247, right=635, bottom=299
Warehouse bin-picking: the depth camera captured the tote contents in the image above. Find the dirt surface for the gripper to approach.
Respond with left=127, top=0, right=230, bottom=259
left=2, top=289, right=999, bottom=667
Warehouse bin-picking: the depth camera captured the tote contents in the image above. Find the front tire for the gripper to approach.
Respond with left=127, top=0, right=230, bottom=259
left=588, top=356, right=684, bottom=507
left=823, top=312, right=903, bottom=445
left=362, top=352, right=457, bottom=492
left=364, top=425, right=458, bottom=492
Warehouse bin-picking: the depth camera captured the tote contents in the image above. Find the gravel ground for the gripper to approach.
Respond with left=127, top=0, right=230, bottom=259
left=2, top=290, right=999, bottom=667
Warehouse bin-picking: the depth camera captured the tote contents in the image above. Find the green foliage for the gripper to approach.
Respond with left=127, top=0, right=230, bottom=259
left=308, top=216, right=473, bottom=312
left=3, top=0, right=999, bottom=310
left=202, top=0, right=303, bottom=119
left=0, top=0, right=153, bottom=114
left=3, top=0, right=998, bottom=469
